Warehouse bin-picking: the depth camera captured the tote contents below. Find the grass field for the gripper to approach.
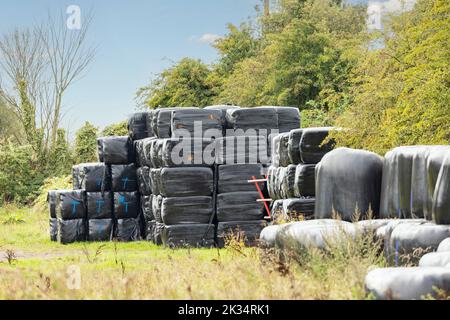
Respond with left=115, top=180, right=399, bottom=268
left=0, top=205, right=386, bottom=300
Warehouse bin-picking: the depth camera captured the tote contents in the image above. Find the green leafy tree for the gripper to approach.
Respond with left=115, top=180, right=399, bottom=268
left=75, top=121, right=99, bottom=163
left=101, top=121, right=128, bottom=137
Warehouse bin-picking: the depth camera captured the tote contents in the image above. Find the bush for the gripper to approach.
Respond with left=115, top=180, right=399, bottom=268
left=34, top=175, right=72, bottom=211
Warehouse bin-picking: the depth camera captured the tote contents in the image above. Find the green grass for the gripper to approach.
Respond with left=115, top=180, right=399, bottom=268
left=0, top=205, right=386, bottom=300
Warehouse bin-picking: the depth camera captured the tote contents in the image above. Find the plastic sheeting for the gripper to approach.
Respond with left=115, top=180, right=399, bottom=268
left=271, top=198, right=315, bottom=220
left=57, top=218, right=86, bottom=244
left=171, top=109, right=223, bottom=138
left=137, top=166, right=152, bottom=195
left=115, top=218, right=141, bottom=241
left=271, top=133, right=290, bottom=167
left=161, top=138, right=215, bottom=167
left=216, top=136, right=269, bottom=165
left=151, top=194, right=163, bottom=223
left=97, top=136, right=134, bottom=164
left=149, top=168, right=161, bottom=195
left=380, top=146, right=450, bottom=220
left=141, top=195, right=153, bottom=222
left=75, top=163, right=110, bottom=192
left=315, top=148, right=383, bottom=221
left=161, top=196, right=213, bottom=225
left=294, top=164, right=316, bottom=197
left=365, top=267, right=450, bottom=300
left=217, top=191, right=264, bottom=222
left=273, top=107, right=300, bottom=133
left=161, top=224, right=215, bottom=248
left=58, top=190, right=86, bottom=220
left=138, top=137, right=155, bottom=167
left=205, top=105, right=240, bottom=130
left=128, top=112, right=150, bottom=140
left=218, top=164, right=264, bottom=193
left=432, top=154, right=450, bottom=224
left=86, top=192, right=112, bottom=219
left=226, top=107, right=278, bottom=135
left=287, top=129, right=303, bottom=165
left=419, top=252, right=450, bottom=268
left=111, top=164, right=138, bottom=192
left=151, top=107, right=199, bottom=138
left=50, top=218, right=57, bottom=241
left=217, top=220, right=267, bottom=248
left=113, top=192, right=139, bottom=219
left=48, top=190, right=58, bottom=218
left=159, top=167, right=214, bottom=197
left=299, top=127, right=335, bottom=164
left=72, top=165, right=81, bottom=189
left=149, top=139, right=164, bottom=168
left=438, top=238, right=450, bottom=252
left=88, top=219, right=113, bottom=241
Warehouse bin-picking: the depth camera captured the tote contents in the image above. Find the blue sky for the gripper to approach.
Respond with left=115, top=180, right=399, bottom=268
left=0, top=0, right=260, bottom=136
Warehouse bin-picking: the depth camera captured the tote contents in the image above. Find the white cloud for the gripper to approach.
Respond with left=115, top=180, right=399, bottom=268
left=188, top=33, right=223, bottom=44
left=367, top=0, right=416, bottom=30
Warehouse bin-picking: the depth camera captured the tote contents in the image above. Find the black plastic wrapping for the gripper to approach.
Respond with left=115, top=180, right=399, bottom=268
left=161, top=138, right=215, bottom=167
left=58, top=190, right=86, bottom=220
left=57, top=218, right=86, bottom=244
left=115, top=218, right=141, bottom=241
left=161, top=224, right=215, bottom=248
left=171, top=109, right=223, bottom=138
left=145, top=220, right=157, bottom=242
left=271, top=198, right=315, bottom=220
left=149, top=139, right=164, bottom=168
left=271, top=133, right=290, bottom=167
left=152, top=107, right=199, bottom=138
left=159, top=167, right=214, bottom=197
left=288, top=129, right=303, bottom=165
left=50, top=218, right=58, bottom=241
left=97, top=136, right=134, bottom=164
left=137, top=166, right=152, bottom=195
left=299, top=127, right=335, bottom=164
left=111, top=164, right=138, bottom=192
left=139, top=137, right=156, bottom=167
left=315, top=148, right=383, bottom=221
left=294, top=164, right=316, bottom=197
left=273, top=106, right=300, bottom=133
left=141, top=195, right=153, bottom=222
left=97, top=139, right=104, bottom=162
left=217, top=220, right=268, bottom=248
left=149, top=168, right=161, bottom=195
left=113, top=192, right=139, bottom=219
left=380, top=146, right=450, bottom=220
left=161, top=196, right=213, bottom=225
left=281, top=165, right=297, bottom=199
left=365, top=267, right=450, bottom=300
left=134, top=139, right=145, bottom=167
left=88, top=219, right=113, bottom=241
left=217, top=191, right=264, bottom=222
left=215, top=136, right=269, bottom=165
left=267, top=165, right=297, bottom=200
left=86, top=192, right=113, bottom=219
left=72, top=165, right=81, bottom=189
left=433, top=155, right=450, bottom=224
left=128, top=112, right=150, bottom=140
left=76, top=163, right=110, bottom=192
left=48, top=190, right=58, bottom=218
left=218, top=164, right=264, bottom=193
left=154, top=222, right=165, bottom=245
left=205, top=105, right=240, bottom=130
left=225, top=107, right=278, bottom=135
left=151, top=194, right=163, bottom=223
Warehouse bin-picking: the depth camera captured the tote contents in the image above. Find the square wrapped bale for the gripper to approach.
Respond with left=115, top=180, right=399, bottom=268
left=141, top=195, right=153, bottom=222
left=225, top=107, right=278, bottom=135
left=57, top=218, right=86, bottom=244
left=111, top=164, right=138, bottom=192
left=161, top=138, right=215, bottom=167
left=114, top=192, right=139, bottom=219
left=75, top=163, right=110, bottom=192
left=50, top=218, right=58, bottom=241
left=218, top=164, right=264, bottom=193
left=137, top=166, right=152, bottom=195
left=57, top=190, right=86, bottom=220
left=299, top=127, right=336, bottom=164
left=159, top=167, right=214, bottom=197
left=171, top=109, right=223, bottom=138
left=88, top=218, right=113, bottom=241
left=161, top=224, right=215, bottom=248
left=215, top=136, right=269, bottom=165
left=128, top=112, right=150, bottom=140
left=86, top=192, right=113, bottom=219
left=97, top=136, right=134, bottom=164
left=115, top=218, right=141, bottom=242
left=294, top=164, right=316, bottom=197
left=161, top=196, right=213, bottom=225
left=273, top=106, right=300, bottom=133
left=217, top=191, right=264, bottom=222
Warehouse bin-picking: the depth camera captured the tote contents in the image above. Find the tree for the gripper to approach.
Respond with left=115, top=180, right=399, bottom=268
left=0, top=97, right=23, bottom=143
left=75, top=121, right=98, bottom=163
left=137, top=58, right=215, bottom=108
left=101, top=121, right=128, bottom=137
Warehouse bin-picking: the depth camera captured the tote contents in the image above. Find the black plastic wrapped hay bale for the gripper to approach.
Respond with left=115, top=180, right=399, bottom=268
left=281, top=164, right=297, bottom=199
left=57, top=190, right=86, bottom=220
left=111, top=164, right=138, bottom=192
left=149, top=139, right=164, bottom=168
left=205, top=105, right=240, bottom=130
left=299, top=127, right=336, bottom=164
left=271, top=198, right=315, bottom=221
left=137, top=166, right=152, bottom=195
left=288, top=129, right=303, bottom=165
left=215, top=136, right=269, bottom=165
left=171, top=109, right=223, bottom=138
left=86, top=192, right=113, bottom=220
left=217, top=220, right=268, bottom=248
left=161, top=196, right=213, bottom=225
left=75, top=163, right=110, bottom=192
left=272, top=106, right=300, bottom=133
left=161, top=138, right=215, bottom=167
left=159, top=167, right=214, bottom=197
left=315, top=148, right=383, bottom=221
left=57, top=218, right=87, bottom=244
left=141, top=195, right=153, bottom=222
left=217, top=191, right=264, bottom=222
left=128, top=112, right=151, bottom=140
left=97, top=136, right=134, bottom=164
left=433, top=155, right=450, bottom=224
left=113, top=191, right=139, bottom=219
left=225, top=107, right=278, bottom=136
left=271, top=133, right=290, bottom=167
left=161, top=224, right=215, bottom=248
left=48, top=190, right=58, bottom=241
left=294, top=164, right=316, bottom=197
left=88, top=219, right=114, bottom=242
left=218, top=164, right=264, bottom=193
left=149, top=168, right=161, bottom=195
left=151, top=107, right=199, bottom=138
left=151, top=194, right=163, bottom=223
left=115, top=218, right=142, bottom=241
left=72, top=165, right=81, bottom=189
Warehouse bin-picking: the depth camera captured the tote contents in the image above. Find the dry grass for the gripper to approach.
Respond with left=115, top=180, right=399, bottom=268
left=0, top=205, right=386, bottom=300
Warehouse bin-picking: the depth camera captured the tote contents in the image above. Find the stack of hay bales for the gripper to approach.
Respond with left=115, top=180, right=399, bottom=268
left=267, top=127, right=335, bottom=220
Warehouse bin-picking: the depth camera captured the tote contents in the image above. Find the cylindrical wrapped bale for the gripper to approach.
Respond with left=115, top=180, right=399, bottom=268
left=115, top=218, right=141, bottom=241
left=432, top=155, right=450, bottom=225
left=273, top=106, right=300, bottom=133
left=161, top=224, right=215, bottom=248
left=299, top=127, right=336, bottom=164
left=140, top=137, right=156, bottom=167
left=128, top=112, right=150, bottom=140
left=171, top=109, right=223, bottom=138
left=50, top=218, right=58, bottom=241
left=149, top=168, right=161, bottom=195
left=438, top=238, right=450, bottom=252
left=76, top=163, right=110, bottom=192
left=365, top=267, right=450, bottom=300
left=288, top=129, right=303, bottom=165
left=152, top=107, right=199, bottom=138
left=281, top=165, right=297, bottom=199
left=315, top=148, right=383, bottom=221
left=161, top=138, right=215, bottom=167
left=217, top=191, right=264, bottom=222
left=225, top=107, right=278, bottom=135
left=217, top=220, right=268, bottom=248
left=86, top=192, right=113, bottom=219
left=218, top=164, right=264, bottom=193
left=151, top=194, right=163, bottom=223
left=111, top=164, right=138, bottom=192
left=57, top=190, right=86, bottom=220
left=88, top=219, right=113, bottom=242
left=161, top=196, right=213, bottom=225
left=48, top=190, right=58, bottom=219
left=149, top=139, right=164, bottom=168
left=419, top=252, right=450, bottom=268
left=216, top=136, right=269, bottom=165
left=137, top=166, right=152, bottom=195
left=113, top=192, right=139, bottom=219
left=271, top=198, right=315, bottom=221
left=271, top=133, right=290, bottom=167
left=141, top=195, right=153, bottom=222
left=159, top=167, right=214, bottom=197
left=97, top=136, right=134, bottom=164
left=57, top=218, right=86, bottom=244
left=294, top=164, right=316, bottom=197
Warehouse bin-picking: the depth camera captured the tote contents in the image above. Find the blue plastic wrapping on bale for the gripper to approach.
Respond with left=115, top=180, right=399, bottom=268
left=57, top=190, right=86, bottom=220
left=113, top=192, right=139, bottom=219
left=75, top=163, right=110, bottom=192
left=315, top=148, right=383, bottom=221
left=111, top=164, right=138, bottom=192
left=161, top=196, right=213, bottom=225
left=86, top=192, right=113, bottom=219
left=97, top=136, right=134, bottom=164
left=159, top=167, right=214, bottom=197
